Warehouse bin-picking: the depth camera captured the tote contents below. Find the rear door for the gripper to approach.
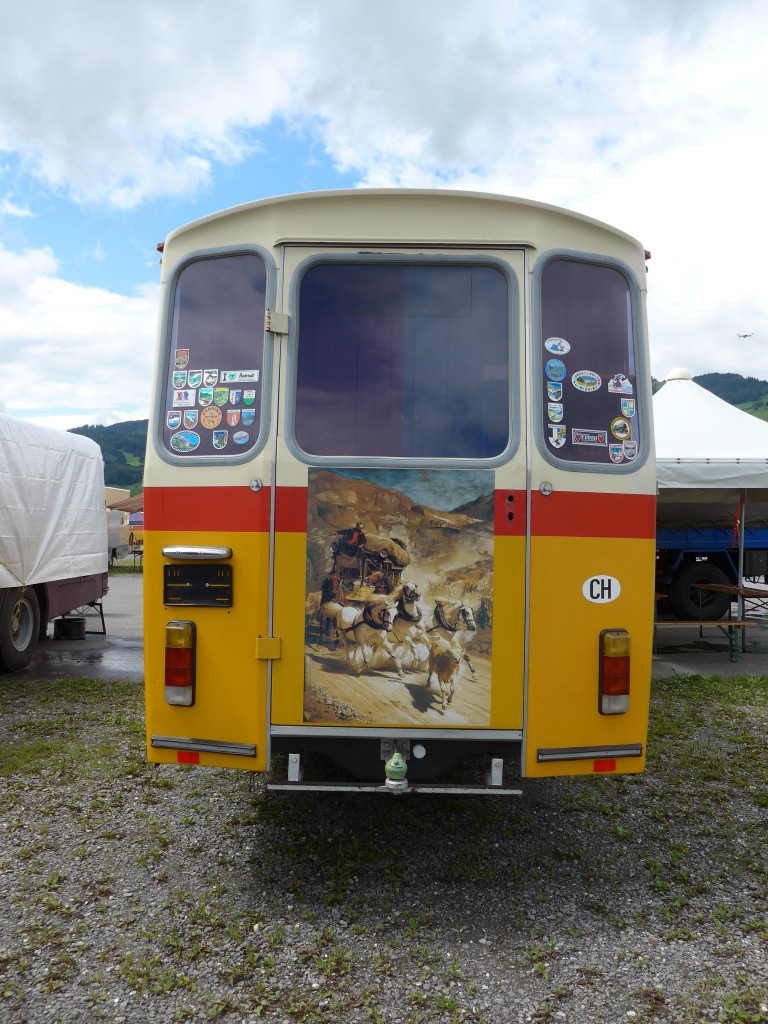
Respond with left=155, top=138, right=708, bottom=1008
left=269, top=248, right=528, bottom=741
left=523, top=253, right=656, bottom=777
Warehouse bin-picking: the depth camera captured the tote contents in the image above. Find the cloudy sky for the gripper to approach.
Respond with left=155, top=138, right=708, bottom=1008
left=1, top=0, right=766, bottom=429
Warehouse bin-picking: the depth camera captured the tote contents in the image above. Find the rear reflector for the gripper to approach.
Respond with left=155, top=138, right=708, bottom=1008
left=165, top=620, right=196, bottom=706
left=599, top=629, right=630, bottom=715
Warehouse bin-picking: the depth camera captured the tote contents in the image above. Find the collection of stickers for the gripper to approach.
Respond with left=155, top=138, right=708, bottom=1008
left=166, top=348, right=260, bottom=454
left=544, top=336, right=637, bottom=464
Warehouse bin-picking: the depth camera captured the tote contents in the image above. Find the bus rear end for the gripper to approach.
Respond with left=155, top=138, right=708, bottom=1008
left=143, top=189, right=655, bottom=793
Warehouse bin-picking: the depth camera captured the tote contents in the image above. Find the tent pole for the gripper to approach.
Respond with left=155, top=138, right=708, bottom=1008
left=738, top=488, right=747, bottom=621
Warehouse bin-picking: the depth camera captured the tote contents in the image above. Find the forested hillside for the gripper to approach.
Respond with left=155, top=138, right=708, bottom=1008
left=693, top=372, right=768, bottom=419
left=652, top=372, right=768, bottom=417
left=69, top=420, right=147, bottom=494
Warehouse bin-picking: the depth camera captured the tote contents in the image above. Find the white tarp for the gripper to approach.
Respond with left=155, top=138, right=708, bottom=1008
left=654, top=368, right=768, bottom=489
left=0, top=414, right=108, bottom=587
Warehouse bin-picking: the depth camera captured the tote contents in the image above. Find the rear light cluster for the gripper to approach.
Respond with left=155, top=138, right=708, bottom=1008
left=599, top=629, right=630, bottom=715
left=165, top=620, right=196, bottom=706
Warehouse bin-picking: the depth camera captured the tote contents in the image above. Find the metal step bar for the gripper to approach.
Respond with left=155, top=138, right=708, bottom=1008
left=266, top=752, right=522, bottom=795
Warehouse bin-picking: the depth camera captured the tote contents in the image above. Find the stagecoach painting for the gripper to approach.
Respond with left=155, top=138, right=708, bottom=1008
left=303, top=468, right=494, bottom=727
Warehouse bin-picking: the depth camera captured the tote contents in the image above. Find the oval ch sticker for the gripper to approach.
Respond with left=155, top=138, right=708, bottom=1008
left=582, top=575, right=621, bottom=603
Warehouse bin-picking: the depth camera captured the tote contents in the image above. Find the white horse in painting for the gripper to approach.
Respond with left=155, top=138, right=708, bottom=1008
left=323, top=597, right=403, bottom=676
left=424, top=598, right=479, bottom=680
left=389, top=581, right=431, bottom=672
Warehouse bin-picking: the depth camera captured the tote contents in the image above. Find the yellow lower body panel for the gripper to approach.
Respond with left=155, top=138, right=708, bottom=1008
left=143, top=530, right=270, bottom=771
left=523, top=536, right=655, bottom=778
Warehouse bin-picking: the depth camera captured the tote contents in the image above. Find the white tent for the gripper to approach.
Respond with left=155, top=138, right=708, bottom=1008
left=654, top=368, right=768, bottom=608
left=654, top=367, right=768, bottom=490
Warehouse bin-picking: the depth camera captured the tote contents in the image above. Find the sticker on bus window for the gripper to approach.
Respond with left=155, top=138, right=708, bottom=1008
left=544, top=336, right=570, bottom=355
left=572, top=428, right=607, bottom=445
left=571, top=370, right=602, bottom=392
left=221, top=370, right=260, bottom=384
left=169, top=430, right=200, bottom=453
left=548, top=425, right=566, bottom=447
left=547, top=403, right=563, bottom=422
left=547, top=382, right=562, bottom=401
left=621, top=399, right=636, bottom=417
left=610, top=417, right=632, bottom=440
left=187, top=371, right=202, bottom=388
left=174, top=349, right=189, bottom=369
left=212, top=431, right=228, bottom=449
left=200, top=406, right=222, bottom=429
left=545, top=359, right=566, bottom=381
left=608, top=373, right=633, bottom=394
left=172, top=390, right=196, bottom=407
left=203, top=369, right=218, bottom=386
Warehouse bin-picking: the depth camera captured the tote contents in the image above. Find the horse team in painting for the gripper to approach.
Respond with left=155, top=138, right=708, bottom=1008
left=307, top=580, right=481, bottom=712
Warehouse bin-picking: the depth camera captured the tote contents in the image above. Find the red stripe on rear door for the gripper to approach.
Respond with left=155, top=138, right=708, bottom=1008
left=531, top=491, right=656, bottom=539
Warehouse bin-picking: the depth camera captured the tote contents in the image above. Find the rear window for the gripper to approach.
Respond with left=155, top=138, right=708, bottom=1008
left=160, top=252, right=267, bottom=459
left=293, top=261, right=510, bottom=460
left=539, top=258, right=640, bottom=467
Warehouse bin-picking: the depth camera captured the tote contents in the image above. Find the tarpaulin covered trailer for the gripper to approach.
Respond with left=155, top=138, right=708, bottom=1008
left=0, top=413, right=108, bottom=671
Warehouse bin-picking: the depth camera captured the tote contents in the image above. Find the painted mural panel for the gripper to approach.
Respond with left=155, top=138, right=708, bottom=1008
left=304, top=468, right=494, bottom=727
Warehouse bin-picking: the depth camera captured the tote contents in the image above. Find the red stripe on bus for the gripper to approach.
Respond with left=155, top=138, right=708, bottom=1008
left=145, top=486, right=654, bottom=539
left=275, top=487, right=308, bottom=532
left=144, top=486, right=271, bottom=532
left=530, top=490, right=656, bottom=539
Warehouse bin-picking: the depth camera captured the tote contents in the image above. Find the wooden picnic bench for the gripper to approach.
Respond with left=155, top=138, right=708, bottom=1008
left=653, top=618, right=759, bottom=662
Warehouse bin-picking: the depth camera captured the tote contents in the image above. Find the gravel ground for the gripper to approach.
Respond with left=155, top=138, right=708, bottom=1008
left=0, top=673, right=766, bottom=1024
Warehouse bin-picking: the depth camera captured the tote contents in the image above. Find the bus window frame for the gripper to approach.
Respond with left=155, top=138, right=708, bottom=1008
left=151, top=244, right=277, bottom=467
left=531, top=248, right=651, bottom=475
left=283, top=251, right=521, bottom=470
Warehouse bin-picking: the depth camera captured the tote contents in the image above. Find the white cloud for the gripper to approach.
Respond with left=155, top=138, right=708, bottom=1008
left=0, top=196, right=34, bottom=218
left=0, top=243, right=157, bottom=427
left=1, top=0, right=763, bottom=208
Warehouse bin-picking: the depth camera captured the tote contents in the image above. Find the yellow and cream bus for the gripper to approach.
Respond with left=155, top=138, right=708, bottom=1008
left=143, top=189, right=655, bottom=794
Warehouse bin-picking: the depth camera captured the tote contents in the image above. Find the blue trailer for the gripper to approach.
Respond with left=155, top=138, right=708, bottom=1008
left=656, top=524, right=768, bottom=619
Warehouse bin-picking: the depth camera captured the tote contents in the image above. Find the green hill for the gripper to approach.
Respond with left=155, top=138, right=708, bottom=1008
left=69, top=420, right=148, bottom=494
left=693, top=372, right=768, bottom=420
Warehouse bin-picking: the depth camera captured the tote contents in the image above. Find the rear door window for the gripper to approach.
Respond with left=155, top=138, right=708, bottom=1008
left=292, top=260, right=511, bottom=462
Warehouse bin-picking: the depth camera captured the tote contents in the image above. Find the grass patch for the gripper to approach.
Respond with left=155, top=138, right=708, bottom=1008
left=0, top=677, right=144, bottom=779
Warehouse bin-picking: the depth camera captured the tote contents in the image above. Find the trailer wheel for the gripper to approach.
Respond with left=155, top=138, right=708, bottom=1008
left=0, top=588, right=41, bottom=672
left=668, top=562, right=731, bottom=621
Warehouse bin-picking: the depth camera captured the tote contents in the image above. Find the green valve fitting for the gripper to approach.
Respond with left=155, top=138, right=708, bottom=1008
left=384, top=751, right=408, bottom=781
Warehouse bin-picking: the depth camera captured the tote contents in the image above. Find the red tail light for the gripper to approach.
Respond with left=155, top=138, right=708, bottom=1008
left=599, top=629, right=630, bottom=715
left=165, top=621, right=196, bottom=706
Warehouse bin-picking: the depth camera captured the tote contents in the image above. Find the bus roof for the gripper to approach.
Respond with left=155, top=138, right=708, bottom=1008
left=162, top=188, right=647, bottom=257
